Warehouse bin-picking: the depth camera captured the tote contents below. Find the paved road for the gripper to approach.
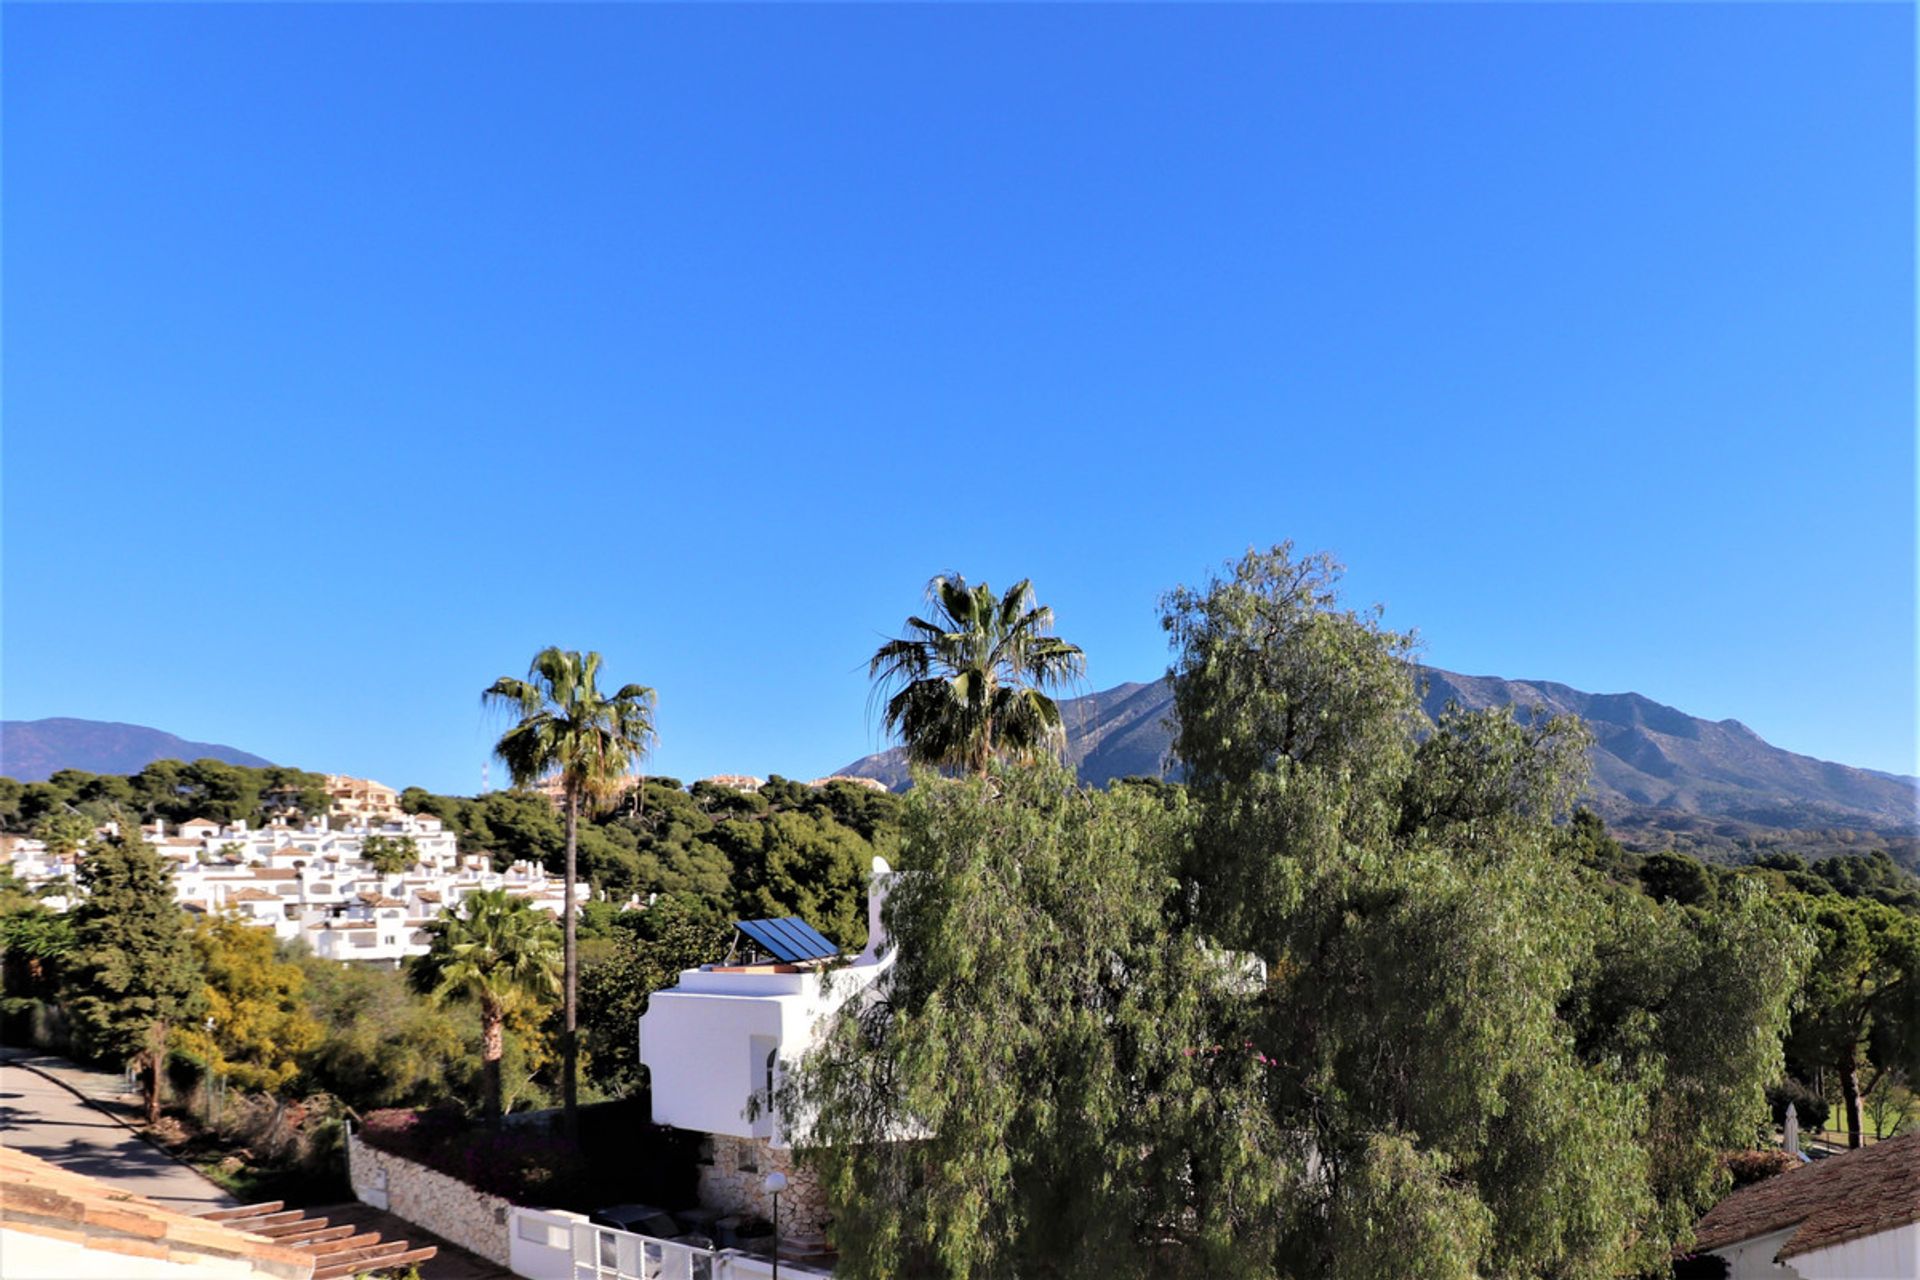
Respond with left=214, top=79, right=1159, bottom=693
left=0, top=1054, right=236, bottom=1211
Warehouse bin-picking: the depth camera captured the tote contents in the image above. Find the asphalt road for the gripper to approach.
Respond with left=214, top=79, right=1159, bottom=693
left=0, top=1056, right=236, bottom=1211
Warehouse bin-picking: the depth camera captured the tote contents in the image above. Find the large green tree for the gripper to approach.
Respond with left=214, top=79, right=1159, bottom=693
left=785, top=765, right=1280, bottom=1280
left=416, top=889, right=563, bottom=1127
left=484, top=647, right=656, bottom=1137
left=870, top=576, right=1085, bottom=776
left=62, top=830, right=205, bottom=1125
left=1159, top=544, right=1808, bottom=1276
left=1787, top=896, right=1920, bottom=1146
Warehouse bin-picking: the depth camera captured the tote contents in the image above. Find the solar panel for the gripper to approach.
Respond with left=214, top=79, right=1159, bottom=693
left=735, top=917, right=840, bottom=964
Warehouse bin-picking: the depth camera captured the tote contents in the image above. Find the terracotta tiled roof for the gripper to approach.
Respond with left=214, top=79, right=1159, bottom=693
left=1693, top=1133, right=1920, bottom=1260
left=0, top=1147, right=314, bottom=1278
left=250, top=868, right=299, bottom=881
left=228, top=888, right=280, bottom=902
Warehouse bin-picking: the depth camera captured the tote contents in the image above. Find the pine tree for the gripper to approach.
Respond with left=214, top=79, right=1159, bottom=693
left=63, top=829, right=205, bottom=1125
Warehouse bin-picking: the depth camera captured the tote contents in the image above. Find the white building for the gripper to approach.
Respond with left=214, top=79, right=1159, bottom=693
left=5, top=811, right=592, bottom=966
left=1691, top=1132, right=1919, bottom=1279
left=635, top=858, right=896, bottom=1247
left=639, top=857, right=897, bottom=1149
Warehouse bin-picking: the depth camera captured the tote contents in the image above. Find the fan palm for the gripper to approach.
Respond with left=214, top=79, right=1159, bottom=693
left=870, top=575, right=1086, bottom=776
left=483, top=648, right=656, bottom=1137
left=422, top=889, right=563, bottom=1127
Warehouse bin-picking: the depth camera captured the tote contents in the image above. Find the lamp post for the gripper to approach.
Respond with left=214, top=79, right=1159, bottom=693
left=763, top=1170, right=788, bottom=1280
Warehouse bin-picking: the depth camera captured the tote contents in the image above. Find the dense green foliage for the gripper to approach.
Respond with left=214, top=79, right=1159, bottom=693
left=175, top=913, right=323, bottom=1092
left=401, top=776, right=902, bottom=949
left=61, top=829, right=207, bottom=1124
left=362, top=834, right=420, bottom=875
left=0, top=761, right=331, bottom=831
left=1784, top=895, right=1920, bottom=1146
left=787, top=765, right=1280, bottom=1279
left=414, top=889, right=564, bottom=1126
left=792, top=546, right=1817, bottom=1279
left=578, top=899, right=731, bottom=1098
left=0, top=868, right=74, bottom=1012
left=1161, top=546, right=1809, bottom=1278
left=870, top=575, right=1086, bottom=775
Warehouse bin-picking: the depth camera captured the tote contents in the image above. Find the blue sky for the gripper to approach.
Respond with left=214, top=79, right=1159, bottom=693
left=4, top=3, right=1913, bottom=794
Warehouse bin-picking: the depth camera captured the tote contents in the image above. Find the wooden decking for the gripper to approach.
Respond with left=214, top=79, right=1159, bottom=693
left=196, top=1200, right=438, bottom=1278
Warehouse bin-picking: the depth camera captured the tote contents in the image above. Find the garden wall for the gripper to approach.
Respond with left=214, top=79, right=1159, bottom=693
left=346, top=1125, right=513, bottom=1267
left=700, top=1135, right=831, bottom=1242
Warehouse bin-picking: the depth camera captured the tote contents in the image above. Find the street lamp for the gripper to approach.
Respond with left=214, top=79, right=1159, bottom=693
left=762, top=1171, right=788, bottom=1280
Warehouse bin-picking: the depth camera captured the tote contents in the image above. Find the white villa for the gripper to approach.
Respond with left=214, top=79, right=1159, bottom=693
left=636, top=856, right=898, bottom=1242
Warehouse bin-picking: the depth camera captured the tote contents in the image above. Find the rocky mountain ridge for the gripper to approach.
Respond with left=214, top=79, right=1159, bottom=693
left=838, top=670, right=1919, bottom=854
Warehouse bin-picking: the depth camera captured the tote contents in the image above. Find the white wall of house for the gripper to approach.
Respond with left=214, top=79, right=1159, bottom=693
left=1712, top=1222, right=1920, bottom=1280
left=1711, top=1229, right=1805, bottom=1280
left=639, top=859, right=896, bottom=1147
left=1789, top=1222, right=1919, bottom=1280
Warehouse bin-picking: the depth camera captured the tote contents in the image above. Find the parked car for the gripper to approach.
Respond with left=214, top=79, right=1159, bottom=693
left=590, top=1204, right=683, bottom=1240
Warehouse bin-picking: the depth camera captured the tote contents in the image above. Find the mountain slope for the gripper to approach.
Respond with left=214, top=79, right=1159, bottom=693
left=0, top=718, right=273, bottom=782
left=837, top=671, right=1919, bottom=845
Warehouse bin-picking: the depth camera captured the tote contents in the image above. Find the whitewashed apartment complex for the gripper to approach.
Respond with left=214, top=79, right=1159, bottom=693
left=5, top=806, right=589, bottom=965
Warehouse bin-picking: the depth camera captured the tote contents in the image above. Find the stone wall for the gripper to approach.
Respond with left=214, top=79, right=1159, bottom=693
left=346, top=1126, right=514, bottom=1267
left=698, top=1135, right=831, bottom=1243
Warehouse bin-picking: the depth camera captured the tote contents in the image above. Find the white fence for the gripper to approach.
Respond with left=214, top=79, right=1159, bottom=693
left=508, top=1207, right=830, bottom=1280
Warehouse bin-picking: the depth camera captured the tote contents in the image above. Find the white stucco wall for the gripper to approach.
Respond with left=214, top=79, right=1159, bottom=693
left=639, top=859, right=896, bottom=1147
left=1791, top=1223, right=1920, bottom=1280
left=1712, top=1229, right=1805, bottom=1280
left=1712, top=1222, right=1920, bottom=1280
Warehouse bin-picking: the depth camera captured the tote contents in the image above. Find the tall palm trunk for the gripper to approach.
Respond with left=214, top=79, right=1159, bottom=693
left=562, top=790, right=579, bottom=1141
left=482, top=1002, right=506, bottom=1129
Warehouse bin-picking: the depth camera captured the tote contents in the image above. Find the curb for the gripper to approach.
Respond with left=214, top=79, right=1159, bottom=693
left=0, top=1052, right=235, bottom=1200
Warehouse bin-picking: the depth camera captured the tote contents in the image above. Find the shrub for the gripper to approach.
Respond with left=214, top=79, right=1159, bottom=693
left=1766, top=1079, right=1829, bottom=1132
left=1723, top=1148, right=1800, bottom=1189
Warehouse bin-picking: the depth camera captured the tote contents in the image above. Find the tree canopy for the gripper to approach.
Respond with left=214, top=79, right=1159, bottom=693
left=61, top=829, right=206, bottom=1124
left=792, top=545, right=1813, bottom=1279
left=415, top=888, right=563, bottom=1126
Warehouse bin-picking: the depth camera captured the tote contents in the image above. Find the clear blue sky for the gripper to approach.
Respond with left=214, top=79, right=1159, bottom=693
left=4, top=3, right=1914, bottom=794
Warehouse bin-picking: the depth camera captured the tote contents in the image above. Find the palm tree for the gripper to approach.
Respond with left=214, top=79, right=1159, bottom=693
left=870, top=575, right=1086, bottom=776
left=483, top=648, right=656, bottom=1138
left=422, top=889, right=562, bottom=1127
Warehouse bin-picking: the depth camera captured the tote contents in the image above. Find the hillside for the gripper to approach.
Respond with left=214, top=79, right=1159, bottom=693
left=838, top=670, right=1919, bottom=854
left=0, top=718, right=273, bottom=782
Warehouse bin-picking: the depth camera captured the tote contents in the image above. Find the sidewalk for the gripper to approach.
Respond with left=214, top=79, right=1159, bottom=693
left=0, top=1046, right=236, bottom=1211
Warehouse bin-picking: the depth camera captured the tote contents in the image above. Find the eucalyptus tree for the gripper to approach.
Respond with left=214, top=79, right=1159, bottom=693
left=418, top=888, right=563, bottom=1127
left=870, top=575, right=1085, bottom=776
left=484, top=648, right=656, bottom=1136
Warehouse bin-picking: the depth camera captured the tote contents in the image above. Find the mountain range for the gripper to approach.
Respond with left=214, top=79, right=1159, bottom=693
left=0, top=718, right=273, bottom=782
left=838, top=670, right=1919, bottom=855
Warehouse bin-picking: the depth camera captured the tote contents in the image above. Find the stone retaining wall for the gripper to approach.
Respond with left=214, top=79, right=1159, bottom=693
left=346, top=1126, right=514, bottom=1267
left=699, top=1136, right=831, bottom=1242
